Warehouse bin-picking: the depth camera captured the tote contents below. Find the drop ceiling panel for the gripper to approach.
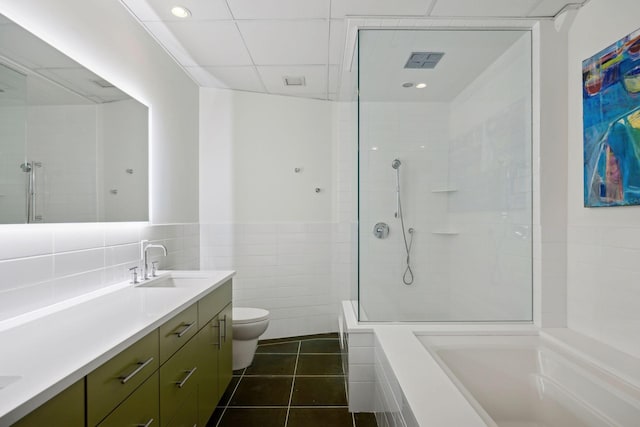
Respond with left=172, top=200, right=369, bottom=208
left=258, top=65, right=327, bottom=95
left=527, top=0, right=570, bottom=16
left=330, top=0, right=434, bottom=19
left=197, top=66, right=266, bottom=92
left=227, top=0, right=330, bottom=20
left=149, top=21, right=252, bottom=66
left=430, top=0, right=541, bottom=17
left=238, top=21, right=329, bottom=65
left=122, top=0, right=233, bottom=21
left=329, top=20, right=346, bottom=64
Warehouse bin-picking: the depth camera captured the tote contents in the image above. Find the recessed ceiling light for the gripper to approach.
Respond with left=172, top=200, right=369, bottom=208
left=171, top=6, right=191, bottom=18
left=416, top=83, right=427, bottom=89
left=283, top=76, right=306, bottom=86
left=402, top=82, right=414, bottom=88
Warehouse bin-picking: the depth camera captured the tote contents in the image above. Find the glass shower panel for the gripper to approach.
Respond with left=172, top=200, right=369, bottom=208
left=0, top=63, right=27, bottom=223
left=358, top=29, right=532, bottom=322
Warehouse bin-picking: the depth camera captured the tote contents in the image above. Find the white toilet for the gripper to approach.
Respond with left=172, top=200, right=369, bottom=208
left=232, top=307, right=270, bottom=370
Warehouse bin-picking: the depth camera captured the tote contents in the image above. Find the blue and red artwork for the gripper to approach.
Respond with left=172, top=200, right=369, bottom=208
left=584, top=28, right=640, bottom=207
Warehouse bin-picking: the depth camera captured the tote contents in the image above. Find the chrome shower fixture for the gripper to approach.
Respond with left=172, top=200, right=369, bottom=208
left=391, top=159, right=401, bottom=169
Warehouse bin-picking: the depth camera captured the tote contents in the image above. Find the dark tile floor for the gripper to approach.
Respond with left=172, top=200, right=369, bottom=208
left=207, top=333, right=377, bottom=427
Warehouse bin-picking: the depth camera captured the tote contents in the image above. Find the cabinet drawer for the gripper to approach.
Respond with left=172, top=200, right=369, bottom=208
left=97, top=371, right=159, bottom=427
left=160, top=303, right=198, bottom=364
left=198, top=279, right=232, bottom=327
left=160, top=335, right=199, bottom=427
left=87, top=330, right=159, bottom=426
left=14, top=379, right=84, bottom=427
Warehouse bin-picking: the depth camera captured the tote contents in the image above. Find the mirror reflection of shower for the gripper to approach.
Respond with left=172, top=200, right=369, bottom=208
left=20, top=160, right=43, bottom=223
left=392, top=158, right=414, bottom=285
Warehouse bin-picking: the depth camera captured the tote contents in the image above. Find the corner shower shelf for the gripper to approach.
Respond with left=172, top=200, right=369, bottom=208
left=431, top=188, right=457, bottom=193
left=431, top=230, right=459, bottom=235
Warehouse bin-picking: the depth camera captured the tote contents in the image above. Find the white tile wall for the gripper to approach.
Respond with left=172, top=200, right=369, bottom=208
left=201, top=222, right=348, bottom=339
left=0, top=223, right=200, bottom=322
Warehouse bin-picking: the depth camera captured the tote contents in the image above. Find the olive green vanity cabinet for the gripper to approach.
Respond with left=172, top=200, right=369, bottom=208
left=12, top=279, right=233, bottom=427
left=12, top=379, right=84, bottom=427
left=217, top=303, right=233, bottom=395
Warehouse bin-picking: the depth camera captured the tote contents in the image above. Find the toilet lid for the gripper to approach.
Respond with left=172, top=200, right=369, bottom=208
left=233, top=307, right=270, bottom=324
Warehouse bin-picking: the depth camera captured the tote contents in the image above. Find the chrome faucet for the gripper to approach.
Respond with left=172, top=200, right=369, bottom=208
left=141, top=240, right=167, bottom=280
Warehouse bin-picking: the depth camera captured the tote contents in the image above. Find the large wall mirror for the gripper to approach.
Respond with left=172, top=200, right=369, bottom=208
left=0, top=13, right=148, bottom=224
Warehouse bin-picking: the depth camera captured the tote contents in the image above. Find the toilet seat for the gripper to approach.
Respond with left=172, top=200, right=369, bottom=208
left=233, top=307, right=269, bottom=324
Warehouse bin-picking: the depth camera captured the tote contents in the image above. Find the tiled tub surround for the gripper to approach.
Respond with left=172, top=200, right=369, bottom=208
left=341, top=302, right=640, bottom=427
left=0, top=223, right=199, bottom=324
left=201, top=222, right=355, bottom=339
left=0, top=270, right=233, bottom=425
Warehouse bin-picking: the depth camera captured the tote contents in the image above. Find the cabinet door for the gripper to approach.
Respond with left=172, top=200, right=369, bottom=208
left=165, top=389, right=198, bottom=427
left=97, top=372, right=159, bottom=427
left=196, top=314, right=220, bottom=427
left=218, top=303, right=233, bottom=394
left=13, top=379, right=84, bottom=427
left=160, top=334, right=199, bottom=427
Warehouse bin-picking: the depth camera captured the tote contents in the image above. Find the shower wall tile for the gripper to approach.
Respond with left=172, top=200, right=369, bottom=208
left=0, top=223, right=199, bottom=323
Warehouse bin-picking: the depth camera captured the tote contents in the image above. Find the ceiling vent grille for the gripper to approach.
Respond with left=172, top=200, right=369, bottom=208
left=283, top=76, right=306, bottom=86
left=404, top=52, right=445, bottom=69
left=92, top=78, right=116, bottom=89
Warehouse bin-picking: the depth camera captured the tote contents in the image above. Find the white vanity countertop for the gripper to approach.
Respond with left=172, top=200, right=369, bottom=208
left=0, top=270, right=235, bottom=426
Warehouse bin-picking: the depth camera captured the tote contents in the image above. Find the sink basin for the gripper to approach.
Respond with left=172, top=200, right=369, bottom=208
left=0, top=376, right=21, bottom=390
left=136, top=275, right=213, bottom=289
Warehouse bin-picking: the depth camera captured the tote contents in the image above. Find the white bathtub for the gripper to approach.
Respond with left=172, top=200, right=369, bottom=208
left=420, top=335, right=640, bottom=427
left=341, top=302, right=640, bottom=427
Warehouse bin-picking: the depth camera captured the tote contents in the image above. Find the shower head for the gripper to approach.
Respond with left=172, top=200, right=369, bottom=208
left=392, top=159, right=401, bottom=169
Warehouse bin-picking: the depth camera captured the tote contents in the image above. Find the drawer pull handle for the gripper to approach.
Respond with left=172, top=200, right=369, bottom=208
left=175, top=322, right=195, bottom=338
left=119, top=357, right=154, bottom=384
left=137, top=418, right=154, bottom=427
left=176, top=367, right=197, bottom=388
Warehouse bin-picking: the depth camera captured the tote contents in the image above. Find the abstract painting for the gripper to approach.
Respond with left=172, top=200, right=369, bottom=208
left=584, top=28, right=640, bottom=207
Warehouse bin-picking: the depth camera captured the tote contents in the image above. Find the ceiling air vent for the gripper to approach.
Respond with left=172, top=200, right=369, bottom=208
left=404, top=52, right=445, bottom=69
left=283, top=76, right=306, bottom=86
left=92, top=78, right=116, bottom=89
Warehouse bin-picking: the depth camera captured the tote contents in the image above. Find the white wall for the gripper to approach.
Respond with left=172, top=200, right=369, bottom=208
left=566, top=0, right=640, bottom=358
left=200, top=89, right=341, bottom=339
left=200, top=89, right=333, bottom=224
left=0, top=0, right=200, bottom=322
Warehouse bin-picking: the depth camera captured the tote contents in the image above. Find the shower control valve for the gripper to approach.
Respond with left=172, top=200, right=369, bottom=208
left=373, top=222, right=390, bottom=239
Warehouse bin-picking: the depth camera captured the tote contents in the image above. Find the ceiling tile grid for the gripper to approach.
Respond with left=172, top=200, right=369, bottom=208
left=120, top=0, right=588, bottom=100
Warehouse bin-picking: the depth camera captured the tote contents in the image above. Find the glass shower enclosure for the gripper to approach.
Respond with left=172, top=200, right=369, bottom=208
left=357, top=29, right=533, bottom=322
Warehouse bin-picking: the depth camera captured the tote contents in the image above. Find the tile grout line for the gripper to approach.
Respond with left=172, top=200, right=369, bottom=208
left=284, top=340, right=301, bottom=427
left=215, top=368, right=245, bottom=427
